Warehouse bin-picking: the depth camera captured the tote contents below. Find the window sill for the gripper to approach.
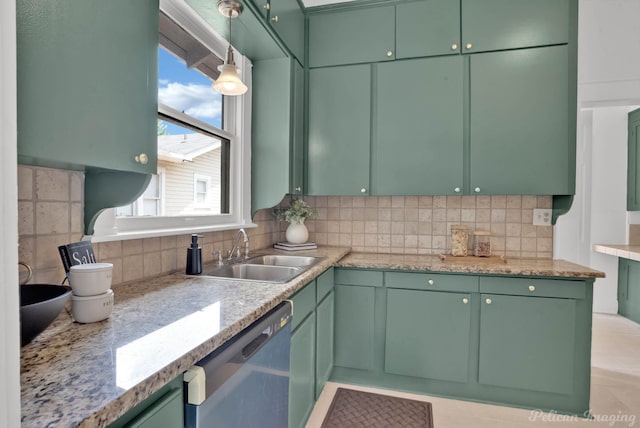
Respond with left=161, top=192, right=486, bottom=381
left=90, top=221, right=257, bottom=243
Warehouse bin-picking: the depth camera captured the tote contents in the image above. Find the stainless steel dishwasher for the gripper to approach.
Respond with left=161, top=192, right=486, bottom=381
left=184, top=301, right=292, bottom=428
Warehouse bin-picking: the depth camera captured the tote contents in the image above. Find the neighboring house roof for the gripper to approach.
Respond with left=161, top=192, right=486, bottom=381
left=157, top=133, right=222, bottom=163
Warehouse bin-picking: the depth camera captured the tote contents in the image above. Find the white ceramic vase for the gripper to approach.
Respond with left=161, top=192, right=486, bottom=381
left=286, top=219, right=309, bottom=244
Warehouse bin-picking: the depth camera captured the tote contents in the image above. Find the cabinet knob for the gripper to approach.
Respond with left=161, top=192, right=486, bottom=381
left=454, top=187, right=461, bottom=193
left=386, top=51, right=393, bottom=57
left=271, top=15, right=279, bottom=22
left=263, top=2, right=270, bottom=9
left=474, top=187, right=481, bottom=193
left=134, top=153, right=148, bottom=165
left=451, top=43, right=458, bottom=51
left=462, top=297, right=469, bottom=304
left=485, top=298, right=492, bottom=305
left=360, top=187, right=367, bottom=193
left=528, top=285, right=536, bottom=292
left=466, top=42, right=473, bottom=50
left=295, top=186, right=301, bottom=193
left=427, top=279, right=434, bottom=285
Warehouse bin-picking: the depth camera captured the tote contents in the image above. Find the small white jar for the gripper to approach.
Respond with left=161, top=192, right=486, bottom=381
left=69, top=263, right=113, bottom=296
left=71, top=289, right=114, bottom=323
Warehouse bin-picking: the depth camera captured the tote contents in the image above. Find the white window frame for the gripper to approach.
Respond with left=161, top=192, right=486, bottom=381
left=193, top=173, right=211, bottom=208
left=91, top=0, right=254, bottom=241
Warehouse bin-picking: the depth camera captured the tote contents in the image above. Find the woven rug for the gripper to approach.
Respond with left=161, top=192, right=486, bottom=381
left=321, top=387, right=434, bottom=428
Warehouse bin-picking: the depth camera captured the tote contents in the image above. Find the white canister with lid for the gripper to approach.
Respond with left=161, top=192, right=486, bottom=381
left=71, top=289, right=114, bottom=323
left=69, top=263, right=113, bottom=296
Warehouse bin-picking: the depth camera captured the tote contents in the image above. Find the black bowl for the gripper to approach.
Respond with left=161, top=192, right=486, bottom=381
left=20, top=284, right=72, bottom=346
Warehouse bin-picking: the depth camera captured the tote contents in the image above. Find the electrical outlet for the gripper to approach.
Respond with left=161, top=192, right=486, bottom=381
left=533, top=208, right=552, bottom=226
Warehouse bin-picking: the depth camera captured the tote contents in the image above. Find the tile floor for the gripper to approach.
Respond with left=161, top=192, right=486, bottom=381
left=307, top=313, right=640, bottom=427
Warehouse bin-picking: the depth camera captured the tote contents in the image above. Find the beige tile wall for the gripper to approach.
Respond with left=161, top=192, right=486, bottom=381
left=277, top=195, right=554, bottom=258
left=17, top=166, right=280, bottom=286
left=17, top=165, right=554, bottom=286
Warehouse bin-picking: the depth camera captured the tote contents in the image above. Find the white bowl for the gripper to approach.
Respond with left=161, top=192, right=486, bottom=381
left=71, top=289, right=114, bottom=323
left=69, top=263, right=113, bottom=296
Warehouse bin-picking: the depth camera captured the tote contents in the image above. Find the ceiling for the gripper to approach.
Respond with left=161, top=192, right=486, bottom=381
left=301, top=0, right=357, bottom=8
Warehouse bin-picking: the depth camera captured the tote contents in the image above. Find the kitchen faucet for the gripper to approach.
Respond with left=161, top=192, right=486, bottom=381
left=227, top=228, right=249, bottom=262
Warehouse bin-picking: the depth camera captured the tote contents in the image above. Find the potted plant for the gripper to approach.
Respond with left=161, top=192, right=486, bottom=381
left=273, top=198, right=318, bottom=244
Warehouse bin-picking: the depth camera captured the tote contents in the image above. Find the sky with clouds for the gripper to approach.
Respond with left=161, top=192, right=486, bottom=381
left=158, top=47, right=222, bottom=133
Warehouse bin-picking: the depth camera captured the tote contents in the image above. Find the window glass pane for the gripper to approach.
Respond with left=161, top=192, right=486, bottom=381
left=158, top=47, right=223, bottom=130
left=143, top=200, right=159, bottom=216
left=143, top=175, right=160, bottom=199
left=196, top=180, right=207, bottom=193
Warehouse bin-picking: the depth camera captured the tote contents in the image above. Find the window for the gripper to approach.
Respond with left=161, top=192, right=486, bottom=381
left=91, top=0, right=253, bottom=241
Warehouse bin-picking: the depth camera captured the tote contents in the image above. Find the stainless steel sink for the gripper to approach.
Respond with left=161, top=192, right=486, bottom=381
left=245, top=255, right=323, bottom=267
left=201, top=263, right=302, bottom=283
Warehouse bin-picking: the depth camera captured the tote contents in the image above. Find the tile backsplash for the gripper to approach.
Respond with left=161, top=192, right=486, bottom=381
left=18, top=165, right=554, bottom=286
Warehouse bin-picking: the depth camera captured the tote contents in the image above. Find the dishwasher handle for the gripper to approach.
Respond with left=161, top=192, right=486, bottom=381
left=242, top=332, right=269, bottom=360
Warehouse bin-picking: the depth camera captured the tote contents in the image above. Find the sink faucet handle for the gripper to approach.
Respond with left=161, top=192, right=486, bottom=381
left=213, top=250, right=223, bottom=265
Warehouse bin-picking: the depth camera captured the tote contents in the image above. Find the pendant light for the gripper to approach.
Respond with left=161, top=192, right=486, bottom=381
left=213, top=0, right=248, bottom=96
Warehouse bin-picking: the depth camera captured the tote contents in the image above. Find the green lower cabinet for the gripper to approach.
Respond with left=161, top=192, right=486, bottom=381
left=618, top=258, right=640, bottom=324
left=107, top=376, right=183, bottom=428
left=315, top=290, right=334, bottom=398
left=478, top=293, right=576, bottom=395
left=385, top=289, right=471, bottom=383
left=334, top=284, right=376, bottom=370
left=289, top=312, right=316, bottom=428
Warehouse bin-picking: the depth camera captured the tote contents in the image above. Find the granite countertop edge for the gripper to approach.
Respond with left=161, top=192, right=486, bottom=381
left=20, top=247, right=603, bottom=428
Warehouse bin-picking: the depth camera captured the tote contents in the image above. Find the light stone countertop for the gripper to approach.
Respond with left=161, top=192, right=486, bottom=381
left=337, top=252, right=605, bottom=278
left=20, top=246, right=351, bottom=428
left=592, top=243, right=640, bottom=262
left=21, top=246, right=603, bottom=428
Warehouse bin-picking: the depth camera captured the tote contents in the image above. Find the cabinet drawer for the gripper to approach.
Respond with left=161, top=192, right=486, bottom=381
left=335, top=269, right=383, bottom=287
left=316, top=267, right=334, bottom=302
left=385, top=272, right=479, bottom=293
left=479, top=277, right=586, bottom=299
left=291, top=281, right=316, bottom=330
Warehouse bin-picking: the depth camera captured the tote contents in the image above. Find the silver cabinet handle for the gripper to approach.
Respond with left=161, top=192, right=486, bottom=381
left=529, top=285, right=536, bottom=292
left=427, top=279, right=434, bottom=285
left=462, top=297, right=469, bottom=304
left=451, top=43, right=458, bottom=50
left=386, top=51, right=393, bottom=57
left=271, top=15, right=279, bottom=22
left=263, top=2, right=270, bottom=9
left=474, top=187, right=481, bottom=193
left=360, top=187, right=367, bottom=193
left=485, top=298, right=492, bottom=305
left=134, top=153, right=148, bottom=165
left=466, top=42, right=473, bottom=50
left=454, top=187, right=461, bottom=193
left=295, top=186, right=301, bottom=193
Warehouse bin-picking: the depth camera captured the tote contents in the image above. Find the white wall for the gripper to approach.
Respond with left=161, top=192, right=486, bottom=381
left=555, top=0, right=640, bottom=313
left=0, top=0, right=21, bottom=425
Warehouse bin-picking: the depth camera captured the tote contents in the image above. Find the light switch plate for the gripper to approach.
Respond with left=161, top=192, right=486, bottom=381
left=533, top=208, right=552, bottom=226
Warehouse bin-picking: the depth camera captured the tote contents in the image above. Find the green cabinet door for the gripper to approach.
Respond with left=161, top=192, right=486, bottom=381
left=375, top=57, right=464, bottom=195
left=291, top=60, right=304, bottom=195
left=395, top=0, right=460, bottom=59
left=618, top=258, right=640, bottom=324
left=627, top=108, right=640, bottom=210
left=470, top=45, right=571, bottom=195
left=308, top=65, right=371, bottom=195
left=334, top=284, right=375, bottom=370
left=289, top=313, right=316, bottom=428
left=461, top=0, right=570, bottom=53
left=252, top=57, right=292, bottom=213
left=315, top=291, right=334, bottom=398
left=308, top=5, right=395, bottom=68
left=385, top=289, right=472, bottom=383
left=269, top=0, right=305, bottom=64
left=17, top=0, right=158, bottom=174
left=479, top=293, right=576, bottom=395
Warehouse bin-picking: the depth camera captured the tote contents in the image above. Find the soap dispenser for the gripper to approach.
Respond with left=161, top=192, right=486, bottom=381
left=186, top=234, right=203, bottom=275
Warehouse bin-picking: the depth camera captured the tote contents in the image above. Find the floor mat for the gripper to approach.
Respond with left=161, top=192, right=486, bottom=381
left=321, top=387, right=434, bottom=428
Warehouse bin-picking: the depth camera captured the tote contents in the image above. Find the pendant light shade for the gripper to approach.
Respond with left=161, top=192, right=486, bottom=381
left=213, top=46, right=248, bottom=96
left=213, top=0, right=247, bottom=96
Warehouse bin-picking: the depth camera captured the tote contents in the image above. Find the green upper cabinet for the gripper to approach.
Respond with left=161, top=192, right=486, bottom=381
left=627, top=108, right=640, bottom=210
left=395, top=0, right=460, bottom=59
left=375, top=56, right=464, bottom=195
left=268, top=0, right=305, bottom=64
left=307, top=65, right=371, bottom=195
left=252, top=57, right=293, bottom=213
left=308, top=5, right=395, bottom=68
left=291, top=61, right=305, bottom=195
left=469, top=45, right=571, bottom=195
left=461, top=0, right=570, bottom=53
left=17, top=0, right=158, bottom=174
